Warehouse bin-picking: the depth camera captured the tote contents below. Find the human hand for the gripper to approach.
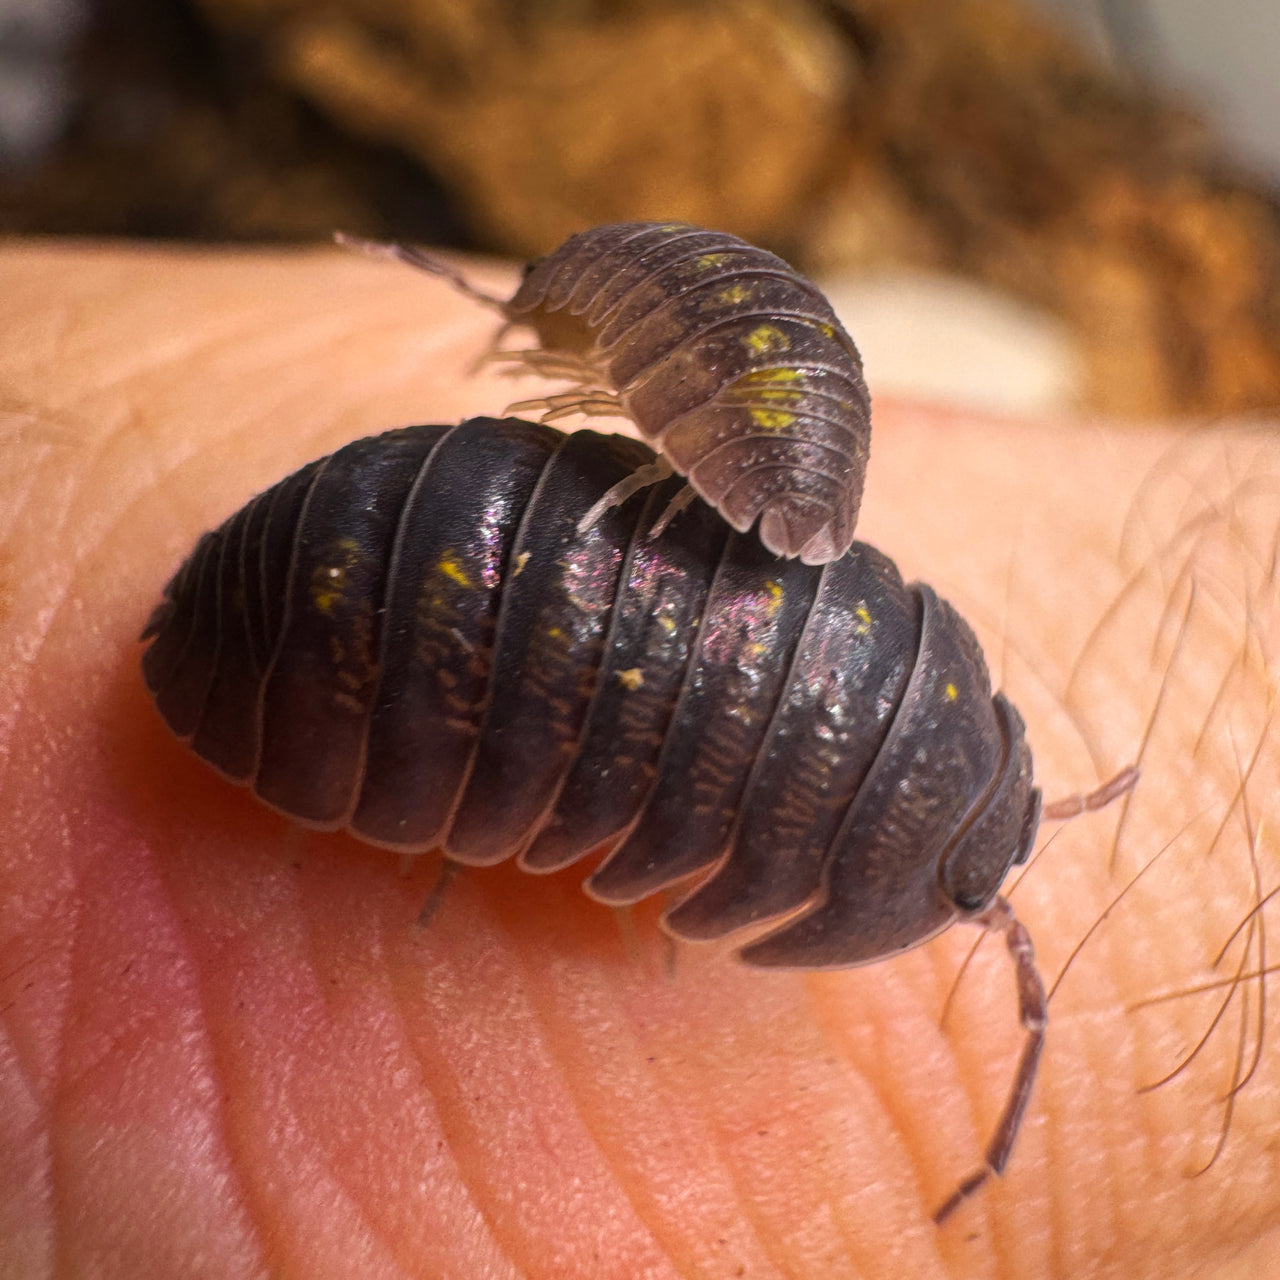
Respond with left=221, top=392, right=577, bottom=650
left=2, top=241, right=1277, bottom=1279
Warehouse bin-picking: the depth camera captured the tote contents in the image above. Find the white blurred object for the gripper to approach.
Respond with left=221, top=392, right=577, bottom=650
left=820, top=270, right=1084, bottom=416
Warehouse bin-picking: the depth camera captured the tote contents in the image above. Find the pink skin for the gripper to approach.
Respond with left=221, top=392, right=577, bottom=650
left=2, top=242, right=1279, bottom=1279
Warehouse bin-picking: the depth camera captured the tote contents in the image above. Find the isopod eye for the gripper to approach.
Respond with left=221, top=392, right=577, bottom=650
left=949, top=883, right=991, bottom=915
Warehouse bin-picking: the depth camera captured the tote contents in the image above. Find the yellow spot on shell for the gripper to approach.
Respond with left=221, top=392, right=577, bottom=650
left=309, top=537, right=361, bottom=615
left=853, top=604, right=872, bottom=635
left=437, top=551, right=472, bottom=589
left=764, top=579, right=784, bottom=616
left=749, top=407, right=798, bottom=430
left=715, top=282, right=752, bottom=306
left=743, top=324, right=791, bottom=356
left=817, top=321, right=836, bottom=338
left=617, top=667, right=644, bottom=691
left=513, top=551, right=531, bottom=577
left=740, top=366, right=804, bottom=385
left=312, top=568, right=347, bottom=614
left=945, top=682, right=959, bottom=701
left=694, top=252, right=734, bottom=270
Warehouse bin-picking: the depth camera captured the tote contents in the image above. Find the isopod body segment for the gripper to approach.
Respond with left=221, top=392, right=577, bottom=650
left=141, top=416, right=1039, bottom=969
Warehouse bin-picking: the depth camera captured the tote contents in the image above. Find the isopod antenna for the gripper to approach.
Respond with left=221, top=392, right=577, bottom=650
left=333, top=232, right=509, bottom=314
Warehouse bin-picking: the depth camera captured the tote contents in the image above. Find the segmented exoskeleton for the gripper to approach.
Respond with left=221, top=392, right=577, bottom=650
left=339, top=222, right=872, bottom=565
left=142, top=416, right=1053, bottom=1221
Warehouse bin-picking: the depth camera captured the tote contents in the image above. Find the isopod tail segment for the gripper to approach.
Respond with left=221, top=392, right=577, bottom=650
left=335, top=222, right=873, bottom=566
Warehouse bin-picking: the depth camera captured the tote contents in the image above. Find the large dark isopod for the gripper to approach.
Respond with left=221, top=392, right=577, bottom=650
left=142, top=416, right=1046, bottom=1221
left=339, top=222, right=872, bottom=565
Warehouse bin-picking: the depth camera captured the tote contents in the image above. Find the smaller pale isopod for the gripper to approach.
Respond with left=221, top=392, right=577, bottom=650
left=141, top=415, right=1135, bottom=1222
left=338, top=222, right=872, bottom=565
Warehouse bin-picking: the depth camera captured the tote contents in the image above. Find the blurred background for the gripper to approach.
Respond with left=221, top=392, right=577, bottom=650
left=3, top=0, right=1279, bottom=420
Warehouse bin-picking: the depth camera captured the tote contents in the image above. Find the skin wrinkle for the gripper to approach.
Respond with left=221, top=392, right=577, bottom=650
left=37, top=777, right=85, bottom=1280
left=1053, top=925, right=1127, bottom=1272
left=801, top=966, right=956, bottom=1275
left=288, top=1051, right=461, bottom=1273
left=515, top=903, right=788, bottom=1277
left=375, top=920, right=526, bottom=1280
left=611, top=963, right=857, bottom=1278
left=242, top=864, right=412, bottom=1274
left=0, top=415, right=264, bottom=830
left=500, top=935, right=744, bottom=1275
left=66, top=822, right=270, bottom=1280
left=384, top=876, right=678, bottom=1279
left=0, top=852, right=72, bottom=1095
left=0, top=421, right=62, bottom=547
left=170, top=861, right=399, bottom=1279
left=807, top=972, right=926, bottom=1216
left=28, top=302, right=283, bottom=420
left=624, top=963, right=862, bottom=1280
left=4, top=243, right=1280, bottom=1277
left=13, top=249, right=411, bottom=406
left=499, top=929, right=779, bottom=1279
left=706, top=952, right=855, bottom=1269
left=188, top=943, right=301, bottom=1280
left=2, top=453, right=85, bottom=671
left=0, top=1025, right=53, bottom=1274
left=378, top=888, right=538, bottom=1277
left=1, top=993, right=55, bottom=1276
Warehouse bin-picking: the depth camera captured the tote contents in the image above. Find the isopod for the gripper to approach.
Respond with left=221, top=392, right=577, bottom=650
left=142, top=415, right=1067, bottom=1221
left=338, top=222, right=872, bottom=565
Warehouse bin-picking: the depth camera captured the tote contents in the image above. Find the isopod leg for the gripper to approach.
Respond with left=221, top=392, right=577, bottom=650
left=648, top=484, right=698, bottom=539
left=504, top=390, right=629, bottom=423
left=576, top=457, right=674, bottom=535
left=416, top=857, right=464, bottom=929
left=1041, top=764, right=1139, bottom=821
left=609, top=905, right=681, bottom=979
left=466, top=322, right=524, bottom=376
left=663, top=933, right=679, bottom=983
left=479, top=348, right=600, bottom=381
left=933, top=894, right=1047, bottom=1226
